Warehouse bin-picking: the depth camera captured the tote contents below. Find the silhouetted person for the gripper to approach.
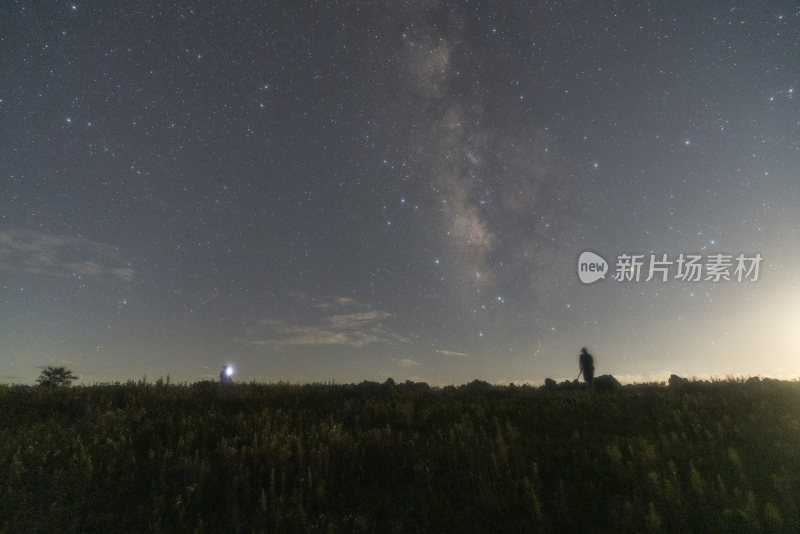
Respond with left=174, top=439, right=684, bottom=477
left=579, top=347, right=595, bottom=390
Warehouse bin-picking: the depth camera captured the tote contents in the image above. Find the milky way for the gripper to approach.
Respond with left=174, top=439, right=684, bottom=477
left=1, top=2, right=799, bottom=385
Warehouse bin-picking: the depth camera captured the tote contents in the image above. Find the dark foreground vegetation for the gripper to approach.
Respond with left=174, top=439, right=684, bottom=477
left=1, top=377, right=799, bottom=533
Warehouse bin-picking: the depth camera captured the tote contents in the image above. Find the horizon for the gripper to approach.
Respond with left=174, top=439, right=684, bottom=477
left=10, top=366, right=800, bottom=389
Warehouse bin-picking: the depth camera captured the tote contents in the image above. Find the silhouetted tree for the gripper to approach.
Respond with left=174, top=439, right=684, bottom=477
left=36, top=366, right=79, bottom=387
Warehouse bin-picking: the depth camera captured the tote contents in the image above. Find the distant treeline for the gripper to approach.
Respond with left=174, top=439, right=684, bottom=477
left=1, top=378, right=798, bottom=532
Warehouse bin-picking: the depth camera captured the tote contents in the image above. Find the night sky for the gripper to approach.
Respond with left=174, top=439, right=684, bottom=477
left=2, top=2, right=799, bottom=385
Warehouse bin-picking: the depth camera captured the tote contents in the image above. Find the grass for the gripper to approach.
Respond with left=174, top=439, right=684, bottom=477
left=1, top=378, right=798, bottom=533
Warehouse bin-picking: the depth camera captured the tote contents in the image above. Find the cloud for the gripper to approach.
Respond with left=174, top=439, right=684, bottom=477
left=254, top=326, right=381, bottom=348
left=313, top=297, right=370, bottom=310
left=0, top=229, right=134, bottom=282
left=111, top=268, right=135, bottom=282
left=397, top=358, right=422, bottom=367
left=335, top=296, right=363, bottom=306
left=327, top=310, right=391, bottom=329
left=436, top=349, right=469, bottom=358
left=241, top=296, right=407, bottom=349
left=64, top=261, right=104, bottom=276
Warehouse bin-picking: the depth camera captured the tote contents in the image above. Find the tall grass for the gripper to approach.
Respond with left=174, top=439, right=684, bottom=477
left=0, top=378, right=798, bottom=533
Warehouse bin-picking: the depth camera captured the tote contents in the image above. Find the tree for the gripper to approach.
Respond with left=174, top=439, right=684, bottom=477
left=36, top=366, right=79, bottom=387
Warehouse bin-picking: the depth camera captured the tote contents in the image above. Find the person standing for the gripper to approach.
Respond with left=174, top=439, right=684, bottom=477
left=579, top=347, right=595, bottom=390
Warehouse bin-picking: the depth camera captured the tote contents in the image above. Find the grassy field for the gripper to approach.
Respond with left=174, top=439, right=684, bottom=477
left=1, top=378, right=798, bottom=533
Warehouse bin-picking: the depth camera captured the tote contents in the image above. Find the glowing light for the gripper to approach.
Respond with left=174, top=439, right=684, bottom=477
left=225, top=365, right=234, bottom=377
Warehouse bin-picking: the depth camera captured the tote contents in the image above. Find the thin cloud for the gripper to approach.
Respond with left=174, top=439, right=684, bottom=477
left=242, top=296, right=407, bottom=349
left=257, top=326, right=381, bottom=348
left=0, top=229, right=134, bottom=282
left=111, top=268, right=135, bottom=282
left=436, top=349, right=469, bottom=358
left=327, top=310, right=391, bottom=329
left=397, top=358, right=422, bottom=367
left=64, top=261, right=104, bottom=276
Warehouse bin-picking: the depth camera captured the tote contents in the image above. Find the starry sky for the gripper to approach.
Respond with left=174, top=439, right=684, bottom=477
left=2, top=1, right=799, bottom=386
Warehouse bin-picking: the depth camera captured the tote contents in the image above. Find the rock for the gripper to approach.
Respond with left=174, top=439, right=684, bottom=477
left=668, top=374, right=689, bottom=387
left=594, top=374, right=621, bottom=391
